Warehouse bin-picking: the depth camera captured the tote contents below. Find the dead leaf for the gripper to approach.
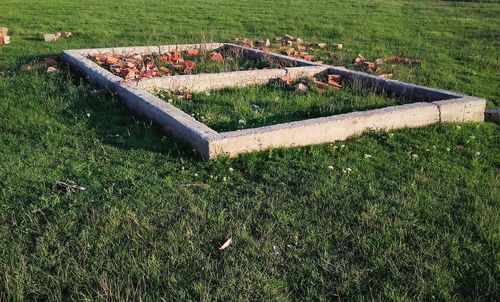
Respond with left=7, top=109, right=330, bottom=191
left=183, top=60, right=196, bottom=73
left=219, top=237, right=233, bottom=250
left=209, top=52, right=224, bottom=62
left=187, top=49, right=199, bottom=57
left=353, top=54, right=365, bottom=64
left=124, top=69, right=137, bottom=80
left=280, top=75, right=294, bottom=85
left=171, top=51, right=182, bottom=62
left=327, top=74, right=341, bottom=83
left=95, top=54, right=107, bottom=62
left=314, top=80, right=328, bottom=89
left=159, top=66, right=170, bottom=74
left=63, top=32, right=72, bottom=38
left=159, top=54, right=171, bottom=63
left=233, top=38, right=253, bottom=48
left=385, top=56, right=401, bottom=63
left=106, top=56, right=119, bottom=65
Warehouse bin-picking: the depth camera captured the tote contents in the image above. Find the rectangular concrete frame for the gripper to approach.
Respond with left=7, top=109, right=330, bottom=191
left=62, top=43, right=486, bottom=160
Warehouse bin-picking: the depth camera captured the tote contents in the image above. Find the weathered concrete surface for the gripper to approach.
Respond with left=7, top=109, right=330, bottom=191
left=62, top=50, right=122, bottom=89
left=284, top=66, right=329, bottom=78
left=68, top=43, right=224, bottom=57
left=158, top=43, right=223, bottom=54
left=485, top=108, right=500, bottom=123
left=112, top=46, right=160, bottom=56
left=69, top=47, right=116, bottom=57
left=224, top=43, right=322, bottom=67
left=433, top=97, right=486, bottom=122
left=327, top=67, right=462, bottom=102
left=138, top=69, right=287, bottom=92
left=208, top=102, right=440, bottom=158
left=138, top=67, right=329, bottom=92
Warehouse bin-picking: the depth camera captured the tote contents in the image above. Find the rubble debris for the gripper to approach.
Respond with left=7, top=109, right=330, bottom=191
left=353, top=54, right=366, bottom=64
left=0, top=27, right=10, bottom=44
left=384, top=56, right=421, bottom=67
left=209, top=52, right=224, bottom=62
left=251, top=104, right=261, bottom=111
left=44, top=33, right=59, bottom=42
left=55, top=180, right=86, bottom=194
left=233, top=38, right=253, bottom=48
left=295, top=83, right=310, bottom=93
left=219, top=237, right=233, bottom=250
left=44, top=31, right=72, bottom=42
left=187, top=49, right=199, bottom=57
left=278, top=75, right=294, bottom=85
left=20, top=56, right=59, bottom=72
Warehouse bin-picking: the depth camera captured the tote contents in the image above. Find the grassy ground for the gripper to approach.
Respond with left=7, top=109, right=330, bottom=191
left=0, top=0, right=499, bottom=301
left=157, top=81, right=408, bottom=132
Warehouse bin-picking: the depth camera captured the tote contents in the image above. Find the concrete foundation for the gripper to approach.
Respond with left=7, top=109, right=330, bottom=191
left=62, top=43, right=487, bottom=160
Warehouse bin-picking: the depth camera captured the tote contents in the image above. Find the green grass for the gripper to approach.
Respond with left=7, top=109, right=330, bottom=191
left=157, top=80, right=408, bottom=132
left=0, top=0, right=499, bottom=301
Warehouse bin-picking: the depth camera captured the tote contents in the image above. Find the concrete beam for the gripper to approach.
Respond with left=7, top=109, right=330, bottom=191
left=208, top=102, right=440, bottom=158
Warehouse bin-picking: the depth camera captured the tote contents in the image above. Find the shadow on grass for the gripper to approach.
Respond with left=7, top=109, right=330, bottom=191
left=61, top=66, right=200, bottom=160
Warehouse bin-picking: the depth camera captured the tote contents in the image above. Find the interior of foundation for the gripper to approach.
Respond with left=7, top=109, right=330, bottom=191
left=87, top=45, right=302, bottom=80
left=154, top=76, right=409, bottom=132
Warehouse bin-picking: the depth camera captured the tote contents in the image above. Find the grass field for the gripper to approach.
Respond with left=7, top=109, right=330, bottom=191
left=157, top=81, right=408, bottom=132
left=0, top=0, right=499, bottom=301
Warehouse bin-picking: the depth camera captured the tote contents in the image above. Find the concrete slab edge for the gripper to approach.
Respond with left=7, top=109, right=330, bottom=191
left=137, top=66, right=330, bottom=92
left=327, top=67, right=463, bottom=101
left=224, top=43, right=323, bottom=67
left=66, top=42, right=225, bottom=57
left=207, top=102, right=440, bottom=158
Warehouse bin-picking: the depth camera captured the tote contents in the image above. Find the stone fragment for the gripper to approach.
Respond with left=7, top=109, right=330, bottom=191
left=0, top=27, right=9, bottom=44
left=295, top=83, right=309, bottom=93
left=44, top=33, right=59, bottom=42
